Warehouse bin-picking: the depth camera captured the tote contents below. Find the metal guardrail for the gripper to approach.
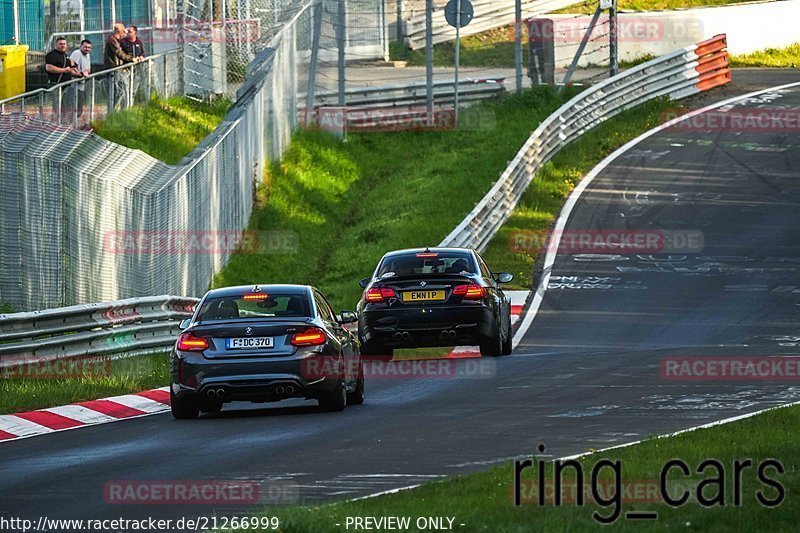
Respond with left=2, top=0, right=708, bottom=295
left=0, top=296, right=198, bottom=364
left=0, top=50, right=181, bottom=130
left=439, top=35, right=731, bottom=251
left=403, top=0, right=585, bottom=50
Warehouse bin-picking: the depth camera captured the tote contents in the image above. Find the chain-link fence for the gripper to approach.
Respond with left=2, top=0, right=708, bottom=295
left=0, top=1, right=346, bottom=310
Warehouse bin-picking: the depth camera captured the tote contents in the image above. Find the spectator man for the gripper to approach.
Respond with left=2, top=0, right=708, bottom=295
left=121, top=26, right=146, bottom=59
left=103, top=23, right=141, bottom=109
left=69, top=39, right=92, bottom=118
left=45, top=37, right=80, bottom=123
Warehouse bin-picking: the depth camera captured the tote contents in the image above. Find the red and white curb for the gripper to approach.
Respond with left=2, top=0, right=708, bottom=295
left=447, top=290, right=530, bottom=358
left=0, top=387, right=170, bottom=443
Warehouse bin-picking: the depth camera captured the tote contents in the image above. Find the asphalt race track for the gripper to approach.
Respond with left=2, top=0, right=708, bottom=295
left=3, top=84, right=800, bottom=524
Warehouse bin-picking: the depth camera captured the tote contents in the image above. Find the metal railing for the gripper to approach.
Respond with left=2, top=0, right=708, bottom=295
left=0, top=296, right=197, bottom=365
left=0, top=50, right=181, bottom=129
left=439, top=35, right=731, bottom=251
left=403, top=0, right=586, bottom=50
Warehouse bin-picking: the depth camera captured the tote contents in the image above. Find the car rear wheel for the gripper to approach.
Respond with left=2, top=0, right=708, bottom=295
left=170, top=388, right=199, bottom=419
left=480, top=330, right=503, bottom=357
left=347, top=364, right=365, bottom=406
left=319, top=379, right=347, bottom=412
left=501, top=316, right=513, bottom=356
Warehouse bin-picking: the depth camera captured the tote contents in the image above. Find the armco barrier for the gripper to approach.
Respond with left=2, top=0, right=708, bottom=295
left=0, top=296, right=198, bottom=364
left=439, top=35, right=730, bottom=251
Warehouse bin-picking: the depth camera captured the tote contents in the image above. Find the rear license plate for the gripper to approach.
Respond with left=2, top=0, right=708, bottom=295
left=402, top=290, right=445, bottom=302
left=226, top=337, right=274, bottom=349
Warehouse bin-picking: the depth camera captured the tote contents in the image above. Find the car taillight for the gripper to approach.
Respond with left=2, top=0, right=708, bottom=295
left=291, top=327, right=327, bottom=346
left=365, top=287, right=396, bottom=303
left=177, top=333, right=209, bottom=352
left=453, top=284, right=486, bottom=300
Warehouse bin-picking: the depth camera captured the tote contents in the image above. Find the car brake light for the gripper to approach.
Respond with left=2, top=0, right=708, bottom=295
left=365, top=287, right=396, bottom=302
left=291, top=327, right=327, bottom=346
left=177, top=333, right=209, bottom=352
left=416, top=252, right=439, bottom=258
left=453, top=284, right=486, bottom=300
left=243, top=293, right=269, bottom=300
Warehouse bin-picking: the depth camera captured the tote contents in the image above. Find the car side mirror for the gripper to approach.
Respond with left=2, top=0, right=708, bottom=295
left=338, top=310, right=358, bottom=324
left=179, top=318, right=191, bottom=330
left=495, top=272, right=514, bottom=284
left=359, top=278, right=371, bottom=289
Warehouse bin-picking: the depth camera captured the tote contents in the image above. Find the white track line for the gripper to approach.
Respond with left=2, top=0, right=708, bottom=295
left=512, top=80, right=800, bottom=349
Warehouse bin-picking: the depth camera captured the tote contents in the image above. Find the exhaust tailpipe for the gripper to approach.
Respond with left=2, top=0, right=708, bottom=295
left=448, top=330, right=457, bottom=338
left=215, top=389, right=226, bottom=398
left=285, top=385, right=295, bottom=395
left=275, top=386, right=285, bottom=395
left=402, top=332, right=410, bottom=340
left=206, top=389, right=216, bottom=398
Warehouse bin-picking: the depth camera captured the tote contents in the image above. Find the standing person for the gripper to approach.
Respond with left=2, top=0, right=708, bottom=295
left=69, top=40, right=92, bottom=120
left=103, top=23, right=140, bottom=109
left=44, top=37, right=80, bottom=123
left=121, top=26, right=146, bottom=101
left=121, top=26, right=146, bottom=59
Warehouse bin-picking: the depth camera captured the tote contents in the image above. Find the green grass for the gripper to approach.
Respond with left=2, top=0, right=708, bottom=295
left=0, top=302, right=14, bottom=313
left=242, top=403, right=799, bottom=531
left=731, top=43, right=800, bottom=68
left=481, top=96, right=681, bottom=290
left=390, top=28, right=530, bottom=68
left=214, top=87, right=578, bottom=312
left=93, top=96, right=230, bottom=164
left=0, top=353, right=169, bottom=414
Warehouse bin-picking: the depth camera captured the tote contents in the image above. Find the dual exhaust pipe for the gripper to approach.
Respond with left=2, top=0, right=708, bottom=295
left=206, top=388, right=226, bottom=398
left=275, top=385, right=295, bottom=396
left=440, top=330, right=457, bottom=339
left=394, top=331, right=411, bottom=340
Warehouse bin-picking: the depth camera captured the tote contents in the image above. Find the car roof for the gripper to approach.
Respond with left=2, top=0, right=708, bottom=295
left=203, top=284, right=313, bottom=299
left=381, top=247, right=475, bottom=259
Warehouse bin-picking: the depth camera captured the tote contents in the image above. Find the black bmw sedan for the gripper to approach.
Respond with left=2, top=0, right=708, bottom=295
left=170, top=284, right=364, bottom=419
left=357, top=247, right=514, bottom=358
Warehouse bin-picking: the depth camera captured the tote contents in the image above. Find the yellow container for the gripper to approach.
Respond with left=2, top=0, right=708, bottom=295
left=0, top=45, right=29, bottom=99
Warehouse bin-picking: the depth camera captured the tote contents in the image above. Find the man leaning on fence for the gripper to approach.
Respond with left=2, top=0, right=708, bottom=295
left=45, top=37, right=81, bottom=123
left=69, top=40, right=92, bottom=120
left=104, top=23, right=142, bottom=110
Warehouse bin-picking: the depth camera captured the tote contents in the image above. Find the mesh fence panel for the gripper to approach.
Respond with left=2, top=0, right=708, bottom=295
left=0, top=1, right=353, bottom=310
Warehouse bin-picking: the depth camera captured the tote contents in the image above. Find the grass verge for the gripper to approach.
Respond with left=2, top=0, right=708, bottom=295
left=0, top=353, right=169, bottom=414
left=242, top=403, right=799, bottom=531
left=93, top=96, right=230, bottom=164
left=730, top=43, right=800, bottom=68
left=214, top=87, right=577, bottom=312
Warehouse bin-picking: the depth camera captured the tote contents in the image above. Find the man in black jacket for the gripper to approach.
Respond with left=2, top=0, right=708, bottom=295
left=103, top=23, right=141, bottom=109
left=121, top=26, right=146, bottom=59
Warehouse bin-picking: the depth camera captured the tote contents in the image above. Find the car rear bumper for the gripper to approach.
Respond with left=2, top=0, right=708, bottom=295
left=361, top=304, right=496, bottom=347
left=171, top=352, right=341, bottom=403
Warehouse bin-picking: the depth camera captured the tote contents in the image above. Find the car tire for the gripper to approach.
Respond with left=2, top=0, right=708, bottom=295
left=319, top=379, right=347, bottom=412
left=170, top=388, right=200, bottom=419
left=361, top=339, right=393, bottom=360
left=480, top=330, right=503, bottom=357
left=501, top=315, right=513, bottom=356
left=347, top=364, right=365, bottom=406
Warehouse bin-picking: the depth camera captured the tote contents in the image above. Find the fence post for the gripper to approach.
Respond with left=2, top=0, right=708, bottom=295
left=147, top=58, right=153, bottom=99
left=337, top=0, right=346, bottom=107
left=73, top=83, right=79, bottom=127
left=90, top=77, right=95, bottom=124
left=39, top=92, right=44, bottom=119
left=425, top=0, right=433, bottom=126
left=515, top=0, right=523, bottom=94
left=129, top=65, right=135, bottom=107
left=610, top=0, right=619, bottom=76
left=163, top=55, right=168, bottom=96
left=108, top=72, right=115, bottom=113
left=305, top=0, right=323, bottom=126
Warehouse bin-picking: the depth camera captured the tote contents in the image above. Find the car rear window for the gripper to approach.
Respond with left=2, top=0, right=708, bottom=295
left=376, top=252, right=477, bottom=278
left=196, top=293, right=311, bottom=321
